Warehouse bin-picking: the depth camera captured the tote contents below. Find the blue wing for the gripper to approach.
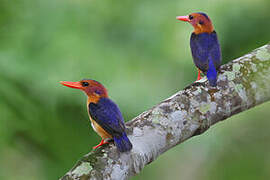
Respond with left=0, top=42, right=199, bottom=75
left=88, top=97, right=126, bottom=136
left=190, top=31, right=221, bottom=73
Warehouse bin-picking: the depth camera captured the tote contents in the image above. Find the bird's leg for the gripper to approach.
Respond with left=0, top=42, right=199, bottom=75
left=196, top=69, right=201, bottom=81
left=93, top=139, right=109, bottom=149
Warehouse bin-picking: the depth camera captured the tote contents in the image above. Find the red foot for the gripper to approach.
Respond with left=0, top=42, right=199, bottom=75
left=93, top=139, right=109, bottom=149
left=196, top=69, right=201, bottom=81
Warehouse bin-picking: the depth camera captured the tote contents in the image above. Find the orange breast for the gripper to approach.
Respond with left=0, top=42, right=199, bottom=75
left=89, top=117, right=112, bottom=139
left=87, top=97, right=112, bottom=139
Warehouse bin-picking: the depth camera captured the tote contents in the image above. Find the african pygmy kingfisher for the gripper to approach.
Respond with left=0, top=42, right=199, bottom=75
left=177, top=12, right=222, bottom=87
left=60, top=79, right=132, bottom=152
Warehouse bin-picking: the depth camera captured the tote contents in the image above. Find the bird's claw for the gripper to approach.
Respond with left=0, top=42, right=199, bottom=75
left=93, top=139, right=109, bottom=149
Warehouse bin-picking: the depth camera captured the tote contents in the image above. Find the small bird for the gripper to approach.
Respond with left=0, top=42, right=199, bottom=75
left=60, top=79, right=132, bottom=152
left=177, top=12, right=221, bottom=86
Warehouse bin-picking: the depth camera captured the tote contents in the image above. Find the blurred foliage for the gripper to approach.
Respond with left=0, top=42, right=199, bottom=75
left=0, top=0, right=270, bottom=179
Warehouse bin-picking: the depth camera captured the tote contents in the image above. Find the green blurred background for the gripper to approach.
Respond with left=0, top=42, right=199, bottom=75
left=0, top=0, right=270, bottom=179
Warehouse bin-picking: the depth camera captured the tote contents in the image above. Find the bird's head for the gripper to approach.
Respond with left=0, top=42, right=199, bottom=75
left=177, top=12, right=214, bottom=34
left=60, top=79, right=108, bottom=103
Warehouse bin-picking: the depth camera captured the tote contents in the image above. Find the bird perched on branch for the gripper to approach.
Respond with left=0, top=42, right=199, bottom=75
left=177, top=12, right=221, bottom=86
left=60, top=79, right=132, bottom=152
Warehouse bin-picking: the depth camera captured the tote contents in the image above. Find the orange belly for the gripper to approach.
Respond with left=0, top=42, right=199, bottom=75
left=90, top=117, right=112, bottom=139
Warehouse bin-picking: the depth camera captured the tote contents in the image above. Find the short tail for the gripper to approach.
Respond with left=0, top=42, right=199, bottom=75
left=113, top=133, right=133, bottom=152
left=207, top=60, right=218, bottom=87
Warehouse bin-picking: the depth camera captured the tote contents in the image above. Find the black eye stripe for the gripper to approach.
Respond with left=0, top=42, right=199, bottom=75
left=199, top=20, right=204, bottom=25
left=82, top=82, right=89, bottom=87
left=189, top=15, right=194, bottom=20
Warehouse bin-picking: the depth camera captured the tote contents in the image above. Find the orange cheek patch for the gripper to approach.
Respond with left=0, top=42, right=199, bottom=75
left=87, top=95, right=100, bottom=104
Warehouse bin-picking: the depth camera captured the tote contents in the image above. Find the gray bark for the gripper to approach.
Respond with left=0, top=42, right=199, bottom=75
left=60, top=43, right=270, bottom=180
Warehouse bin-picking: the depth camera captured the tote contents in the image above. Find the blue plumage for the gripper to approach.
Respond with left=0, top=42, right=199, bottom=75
left=89, top=97, right=132, bottom=152
left=190, top=31, right=221, bottom=86
left=114, top=134, right=132, bottom=152
left=207, top=58, right=217, bottom=86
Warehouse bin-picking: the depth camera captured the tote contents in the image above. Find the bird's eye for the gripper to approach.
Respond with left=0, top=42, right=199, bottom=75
left=82, top=82, right=89, bottom=87
left=189, top=15, right=194, bottom=20
left=199, top=20, right=204, bottom=25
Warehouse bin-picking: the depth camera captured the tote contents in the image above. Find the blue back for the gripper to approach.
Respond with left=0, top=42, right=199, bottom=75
left=190, top=31, right=221, bottom=73
left=88, top=97, right=126, bottom=136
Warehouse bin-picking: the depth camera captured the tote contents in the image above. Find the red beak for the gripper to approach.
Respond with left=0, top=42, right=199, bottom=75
left=176, top=16, right=190, bottom=22
left=60, top=81, right=83, bottom=89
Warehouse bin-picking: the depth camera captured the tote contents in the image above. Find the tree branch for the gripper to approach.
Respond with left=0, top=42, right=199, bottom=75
left=60, top=43, right=270, bottom=180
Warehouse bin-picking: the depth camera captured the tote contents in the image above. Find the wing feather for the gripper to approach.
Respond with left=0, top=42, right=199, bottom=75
left=190, top=31, right=221, bottom=73
left=88, top=97, right=125, bottom=137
